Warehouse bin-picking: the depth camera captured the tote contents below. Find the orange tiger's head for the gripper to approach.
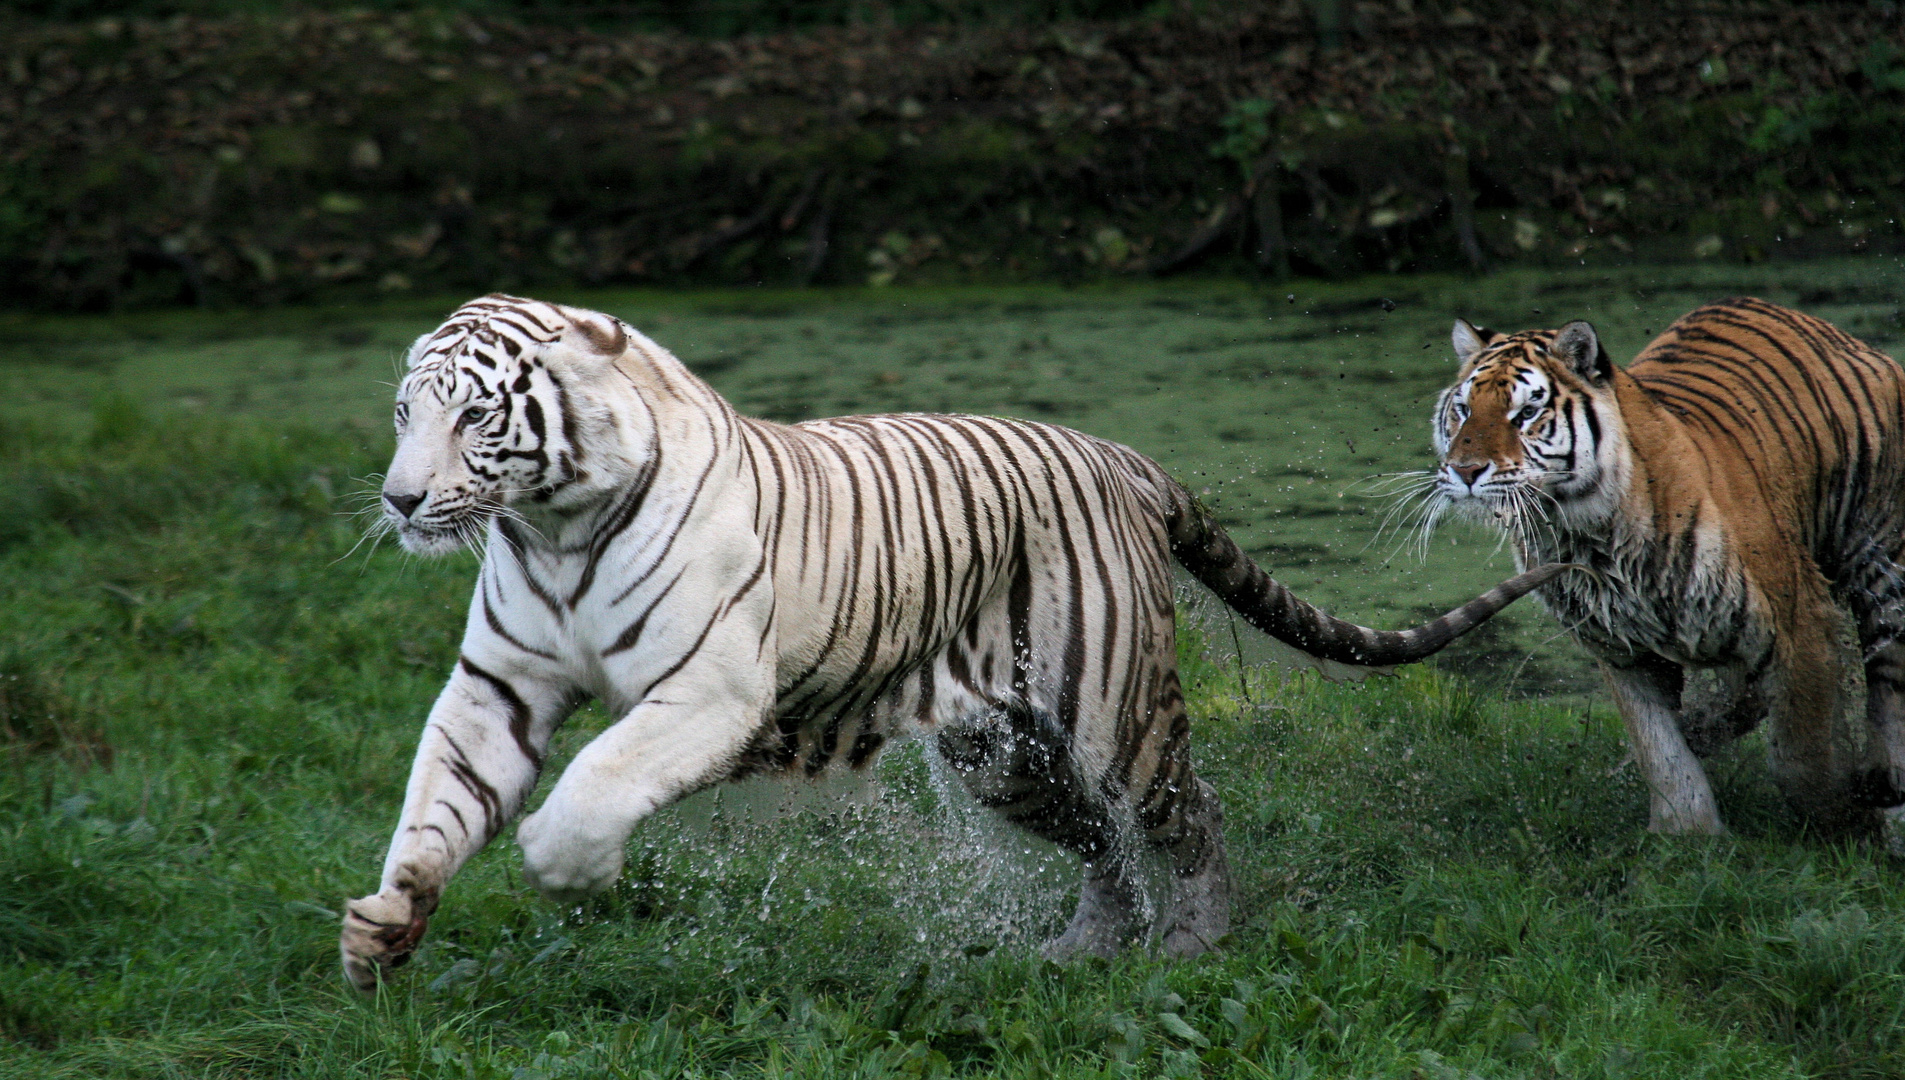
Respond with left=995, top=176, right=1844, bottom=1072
left=1431, top=317, right=1626, bottom=528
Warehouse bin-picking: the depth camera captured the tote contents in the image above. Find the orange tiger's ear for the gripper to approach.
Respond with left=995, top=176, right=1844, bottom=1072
left=1451, top=318, right=1498, bottom=363
left=1552, top=320, right=1613, bottom=383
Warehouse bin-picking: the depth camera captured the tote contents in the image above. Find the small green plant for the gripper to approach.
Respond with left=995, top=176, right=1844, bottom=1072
left=1862, top=40, right=1905, bottom=93
left=0, top=650, right=104, bottom=766
left=1397, top=666, right=1486, bottom=737
left=85, top=393, right=143, bottom=448
left=1210, top=98, right=1276, bottom=186
left=1746, top=90, right=1845, bottom=152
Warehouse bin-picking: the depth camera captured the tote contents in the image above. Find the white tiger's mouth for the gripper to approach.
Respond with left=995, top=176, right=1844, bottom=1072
left=389, top=509, right=493, bottom=555
left=396, top=525, right=473, bottom=555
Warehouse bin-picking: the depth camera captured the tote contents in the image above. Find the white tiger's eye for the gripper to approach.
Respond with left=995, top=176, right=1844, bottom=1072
left=460, top=405, right=490, bottom=427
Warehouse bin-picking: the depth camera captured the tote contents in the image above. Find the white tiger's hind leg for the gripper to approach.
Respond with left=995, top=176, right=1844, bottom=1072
left=1153, top=777, right=1231, bottom=958
left=1043, top=857, right=1143, bottom=961
left=1129, top=703, right=1229, bottom=956
left=934, top=704, right=1143, bottom=959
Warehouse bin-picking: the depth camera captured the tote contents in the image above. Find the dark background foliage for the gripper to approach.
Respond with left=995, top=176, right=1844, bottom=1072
left=12, top=0, right=1161, bottom=32
left=1, top=0, right=1901, bottom=309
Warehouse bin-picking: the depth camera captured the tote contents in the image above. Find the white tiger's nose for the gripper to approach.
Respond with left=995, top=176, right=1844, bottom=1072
left=384, top=490, right=426, bottom=519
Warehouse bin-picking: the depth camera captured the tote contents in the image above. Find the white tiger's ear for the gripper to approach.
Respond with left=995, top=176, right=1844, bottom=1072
left=402, top=332, right=434, bottom=369
left=559, top=307, right=629, bottom=361
left=1552, top=320, right=1613, bottom=383
left=1451, top=318, right=1496, bottom=363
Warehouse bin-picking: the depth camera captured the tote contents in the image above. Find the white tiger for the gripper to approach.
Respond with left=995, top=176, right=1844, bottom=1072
left=339, top=294, right=1561, bottom=990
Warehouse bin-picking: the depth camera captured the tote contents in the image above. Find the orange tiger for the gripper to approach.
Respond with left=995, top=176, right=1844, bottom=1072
left=1429, top=297, right=1905, bottom=844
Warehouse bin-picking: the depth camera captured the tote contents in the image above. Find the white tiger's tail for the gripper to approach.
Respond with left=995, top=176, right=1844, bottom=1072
left=1163, top=481, right=1568, bottom=670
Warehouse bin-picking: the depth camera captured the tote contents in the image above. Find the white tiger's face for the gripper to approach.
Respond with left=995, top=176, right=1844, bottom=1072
left=381, top=295, right=628, bottom=554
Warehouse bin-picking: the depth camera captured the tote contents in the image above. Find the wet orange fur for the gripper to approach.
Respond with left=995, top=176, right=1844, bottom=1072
left=1435, top=298, right=1905, bottom=838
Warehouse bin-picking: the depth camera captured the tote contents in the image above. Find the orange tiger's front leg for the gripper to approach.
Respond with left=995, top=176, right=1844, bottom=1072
left=1603, top=653, right=1726, bottom=835
left=341, top=657, right=564, bottom=993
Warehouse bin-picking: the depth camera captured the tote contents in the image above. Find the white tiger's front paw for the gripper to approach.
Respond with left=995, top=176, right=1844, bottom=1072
left=516, top=807, right=625, bottom=905
left=340, top=888, right=432, bottom=994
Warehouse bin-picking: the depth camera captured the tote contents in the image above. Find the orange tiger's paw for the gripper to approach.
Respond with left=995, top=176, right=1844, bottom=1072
left=340, top=890, right=430, bottom=994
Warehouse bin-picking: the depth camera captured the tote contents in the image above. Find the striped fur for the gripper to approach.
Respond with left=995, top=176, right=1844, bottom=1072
left=341, top=294, right=1557, bottom=991
left=1430, top=297, right=1905, bottom=841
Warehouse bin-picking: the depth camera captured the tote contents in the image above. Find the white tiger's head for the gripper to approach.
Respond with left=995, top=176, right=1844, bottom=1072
left=1428, top=316, right=1626, bottom=534
left=381, top=294, right=636, bottom=554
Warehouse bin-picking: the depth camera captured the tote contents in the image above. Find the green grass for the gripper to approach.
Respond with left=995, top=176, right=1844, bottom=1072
left=3, top=267, right=1905, bottom=1077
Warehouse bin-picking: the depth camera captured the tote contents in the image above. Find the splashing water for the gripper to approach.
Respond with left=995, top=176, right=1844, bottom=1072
left=612, top=741, right=1103, bottom=971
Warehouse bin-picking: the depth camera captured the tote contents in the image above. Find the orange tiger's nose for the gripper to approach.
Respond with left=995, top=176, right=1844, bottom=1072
left=1451, top=462, right=1487, bottom=487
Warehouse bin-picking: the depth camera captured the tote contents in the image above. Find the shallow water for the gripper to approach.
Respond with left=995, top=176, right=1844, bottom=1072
left=3, top=256, right=1900, bottom=694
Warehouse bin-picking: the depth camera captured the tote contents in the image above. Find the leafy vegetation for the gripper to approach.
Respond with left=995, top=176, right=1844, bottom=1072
left=2, top=3, right=1902, bottom=308
left=0, top=0, right=1161, bottom=33
left=3, top=272, right=1905, bottom=1076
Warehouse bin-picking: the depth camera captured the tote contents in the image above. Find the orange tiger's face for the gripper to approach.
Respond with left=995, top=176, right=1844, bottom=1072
left=1431, top=317, right=1621, bottom=527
